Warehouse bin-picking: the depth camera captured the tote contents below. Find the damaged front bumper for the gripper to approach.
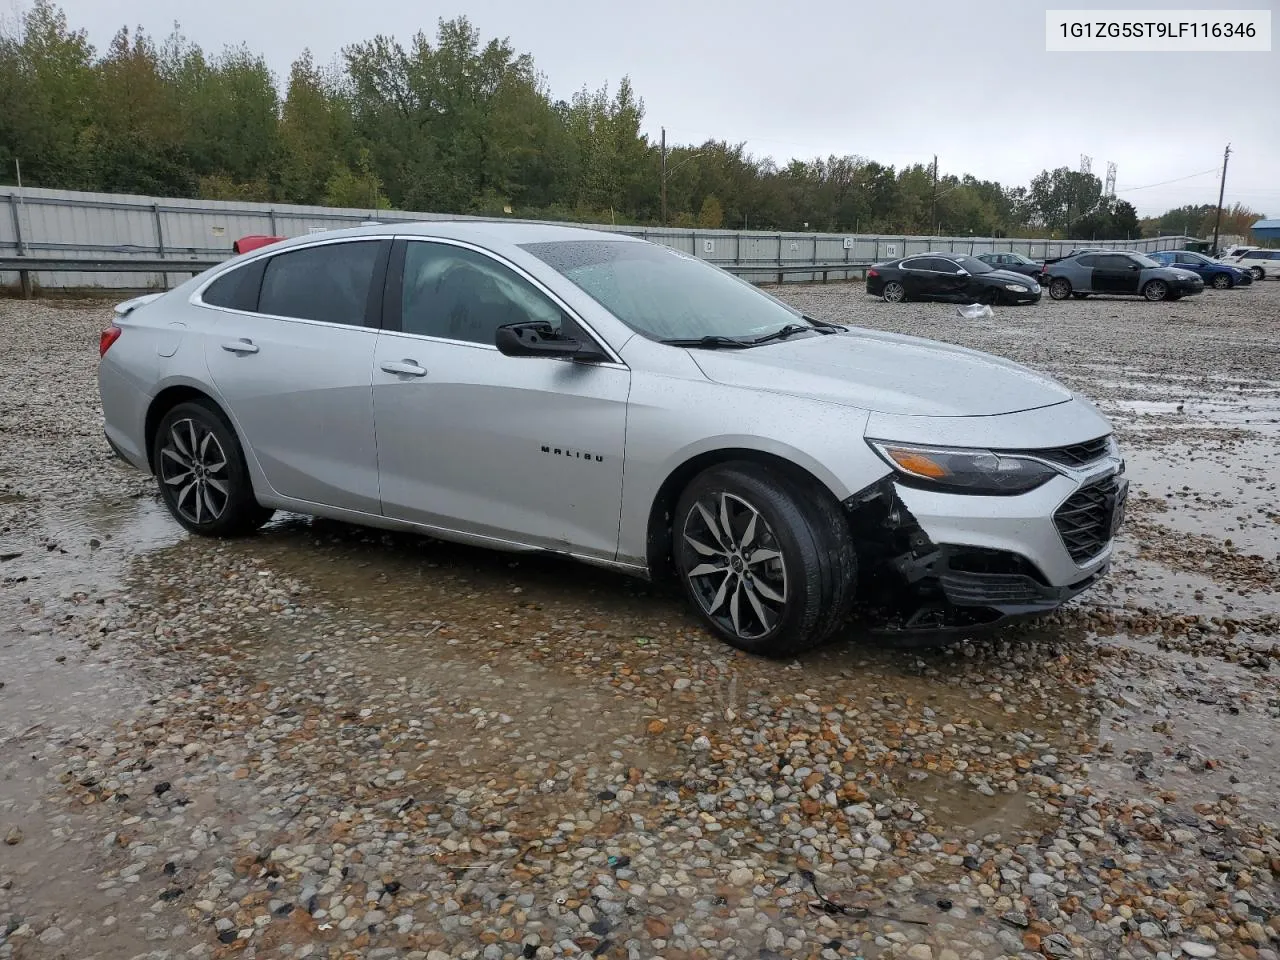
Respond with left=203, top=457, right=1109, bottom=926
left=844, top=465, right=1125, bottom=638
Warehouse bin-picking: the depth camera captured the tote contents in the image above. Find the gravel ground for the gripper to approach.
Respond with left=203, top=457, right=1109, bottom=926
left=1, top=283, right=1278, bottom=960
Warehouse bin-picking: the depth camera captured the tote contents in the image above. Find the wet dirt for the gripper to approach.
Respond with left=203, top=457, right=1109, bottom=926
left=2, top=289, right=1279, bottom=959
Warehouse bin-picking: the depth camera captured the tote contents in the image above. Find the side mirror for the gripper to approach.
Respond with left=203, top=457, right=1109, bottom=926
left=495, top=321, right=608, bottom=362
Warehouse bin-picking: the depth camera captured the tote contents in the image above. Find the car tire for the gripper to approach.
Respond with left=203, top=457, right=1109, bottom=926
left=153, top=400, right=274, bottom=537
left=1211, top=273, right=1232, bottom=289
left=881, top=281, right=907, bottom=303
left=1249, top=266, right=1264, bottom=281
left=673, top=462, right=856, bottom=657
left=1143, top=279, right=1169, bottom=302
left=1071, top=292, right=1089, bottom=300
left=1048, top=278, right=1072, bottom=300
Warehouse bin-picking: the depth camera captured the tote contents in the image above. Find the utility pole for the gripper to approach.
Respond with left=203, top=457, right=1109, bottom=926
left=930, top=154, right=937, bottom=235
left=660, top=126, right=667, bottom=227
left=1211, top=143, right=1230, bottom=255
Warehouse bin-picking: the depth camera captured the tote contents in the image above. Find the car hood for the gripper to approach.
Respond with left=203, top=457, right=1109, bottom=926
left=688, top=329, right=1073, bottom=417
left=982, top=268, right=1039, bottom=285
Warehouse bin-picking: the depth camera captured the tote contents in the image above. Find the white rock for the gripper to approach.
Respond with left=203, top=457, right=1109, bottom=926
left=1181, top=944, right=1217, bottom=958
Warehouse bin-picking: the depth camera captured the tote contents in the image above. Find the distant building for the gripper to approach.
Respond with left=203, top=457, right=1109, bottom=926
left=1250, top=219, right=1280, bottom=244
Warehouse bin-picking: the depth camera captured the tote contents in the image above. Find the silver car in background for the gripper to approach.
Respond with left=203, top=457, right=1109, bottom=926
left=98, top=222, right=1127, bottom=656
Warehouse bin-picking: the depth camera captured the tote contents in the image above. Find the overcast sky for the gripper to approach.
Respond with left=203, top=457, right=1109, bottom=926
left=46, top=0, right=1280, bottom=217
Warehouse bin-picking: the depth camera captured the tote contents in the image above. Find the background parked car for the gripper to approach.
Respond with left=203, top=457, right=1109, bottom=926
left=1044, top=251, right=1204, bottom=302
left=976, top=252, right=1047, bottom=283
left=1219, top=248, right=1279, bottom=281
left=1148, top=250, right=1251, bottom=288
left=867, top=253, right=1041, bottom=304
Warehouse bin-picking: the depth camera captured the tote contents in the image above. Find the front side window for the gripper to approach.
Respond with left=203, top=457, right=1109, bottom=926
left=258, top=241, right=382, bottom=326
left=952, top=256, right=993, bottom=274
left=401, top=242, right=562, bottom=345
left=1098, top=254, right=1135, bottom=270
left=520, top=240, right=806, bottom=342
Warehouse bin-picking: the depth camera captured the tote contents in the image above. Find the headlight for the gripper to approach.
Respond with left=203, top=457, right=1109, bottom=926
left=1003, top=283, right=1026, bottom=291
left=867, top=440, right=1060, bottom=495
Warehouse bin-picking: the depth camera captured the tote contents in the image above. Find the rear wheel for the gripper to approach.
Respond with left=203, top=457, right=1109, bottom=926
left=1048, top=278, right=1072, bottom=300
left=154, top=401, right=274, bottom=537
left=882, top=281, right=906, bottom=303
left=673, top=462, right=856, bottom=657
left=1143, top=279, right=1169, bottom=302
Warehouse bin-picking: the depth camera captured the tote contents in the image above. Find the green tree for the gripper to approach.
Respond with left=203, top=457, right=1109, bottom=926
left=697, top=195, right=723, bottom=228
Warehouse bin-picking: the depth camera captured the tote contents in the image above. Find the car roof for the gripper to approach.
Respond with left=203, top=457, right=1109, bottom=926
left=243, top=218, right=644, bottom=252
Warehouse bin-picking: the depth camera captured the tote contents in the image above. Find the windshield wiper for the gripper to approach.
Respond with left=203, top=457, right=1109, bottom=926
left=659, top=335, right=753, bottom=350
left=749, top=323, right=819, bottom=345
left=801, top=314, right=847, bottom=333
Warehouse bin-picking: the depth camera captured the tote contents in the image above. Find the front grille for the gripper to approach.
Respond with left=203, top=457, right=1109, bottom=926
left=1008, top=435, right=1111, bottom=468
left=1054, top=478, right=1117, bottom=563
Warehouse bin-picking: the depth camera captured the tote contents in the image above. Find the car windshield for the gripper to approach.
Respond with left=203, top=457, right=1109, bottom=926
left=952, top=256, right=993, bottom=274
left=521, top=240, right=809, bottom=341
left=1131, top=253, right=1161, bottom=268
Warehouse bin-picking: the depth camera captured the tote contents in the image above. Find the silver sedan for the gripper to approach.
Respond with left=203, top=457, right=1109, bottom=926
left=98, top=222, right=1127, bottom=655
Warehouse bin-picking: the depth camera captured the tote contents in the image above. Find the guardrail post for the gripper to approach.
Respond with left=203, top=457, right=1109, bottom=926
left=735, top=233, right=741, bottom=264
left=777, top=232, right=783, bottom=267
left=152, top=202, right=168, bottom=290
left=8, top=193, right=31, bottom=299
left=269, top=208, right=278, bottom=235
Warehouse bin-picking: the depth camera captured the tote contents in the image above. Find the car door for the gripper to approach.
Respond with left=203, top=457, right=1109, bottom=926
left=1175, top=252, right=1208, bottom=279
left=200, top=238, right=389, bottom=515
left=1092, top=253, right=1142, bottom=295
left=372, top=238, right=631, bottom=561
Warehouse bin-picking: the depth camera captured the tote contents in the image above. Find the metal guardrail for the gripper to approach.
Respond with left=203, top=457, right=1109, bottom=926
left=0, top=255, right=870, bottom=298
left=1, top=256, right=220, bottom=298
left=0, top=256, right=221, bottom=273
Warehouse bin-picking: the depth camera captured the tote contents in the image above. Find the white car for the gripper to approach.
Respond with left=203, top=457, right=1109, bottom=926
left=1219, top=247, right=1279, bottom=281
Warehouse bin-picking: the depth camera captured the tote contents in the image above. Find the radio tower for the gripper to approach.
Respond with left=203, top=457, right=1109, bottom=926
left=1080, top=154, right=1092, bottom=176
left=1104, top=162, right=1117, bottom=198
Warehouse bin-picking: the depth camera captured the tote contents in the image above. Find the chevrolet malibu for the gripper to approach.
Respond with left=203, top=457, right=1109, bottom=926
left=98, top=222, right=1128, bottom=656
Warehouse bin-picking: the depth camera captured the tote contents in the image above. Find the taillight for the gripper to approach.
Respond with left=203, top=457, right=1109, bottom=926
left=868, top=268, right=879, bottom=278
left=99, top=325, right=122, bottom=357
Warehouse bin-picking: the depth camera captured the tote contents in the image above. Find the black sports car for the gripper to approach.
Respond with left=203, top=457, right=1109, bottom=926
left=866, top=254, right=1042, bottom=305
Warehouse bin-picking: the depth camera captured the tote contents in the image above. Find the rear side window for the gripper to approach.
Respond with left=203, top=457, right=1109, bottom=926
left=201, top=261, right=263, bottom=311
left=259, top=241, right=383, bottom=326
left=1075, top=255, right=1100, bottom=268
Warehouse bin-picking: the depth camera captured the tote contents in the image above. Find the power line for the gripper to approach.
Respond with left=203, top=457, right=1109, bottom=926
left=1117, top=167, right=1220, bottom=193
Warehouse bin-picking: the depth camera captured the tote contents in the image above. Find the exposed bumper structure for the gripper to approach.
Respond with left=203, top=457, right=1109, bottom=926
left=845, top=457, right=1126, bottom=636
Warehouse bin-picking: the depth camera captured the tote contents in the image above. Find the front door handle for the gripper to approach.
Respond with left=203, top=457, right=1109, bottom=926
left=380, top=359, right=427, bottom=377
left=221, top=338, right=259, bottom=354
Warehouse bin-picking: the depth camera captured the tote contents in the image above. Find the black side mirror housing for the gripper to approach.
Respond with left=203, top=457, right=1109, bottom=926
left=495, top=321, right=608, bottom=362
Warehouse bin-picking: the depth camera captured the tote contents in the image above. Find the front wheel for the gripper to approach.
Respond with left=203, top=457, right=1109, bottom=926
left=154, top=401, right=274, bottom=537
left=882, top=281, right=906, bottom=303
left=1249, top=266, right=1264, bottom=281
left=1143, top=279, right=1169, bottom=302
left=1211, top=273, right=1232, bottom=289
left=1048, top=278, right=1072, bottom=300
left=673, top=463, right=856, bottom=657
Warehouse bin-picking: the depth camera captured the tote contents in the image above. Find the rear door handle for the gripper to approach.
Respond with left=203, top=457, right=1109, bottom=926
left=380, top=359, right=427, bottom=377
left=221, top=338, right=259, bottom=354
